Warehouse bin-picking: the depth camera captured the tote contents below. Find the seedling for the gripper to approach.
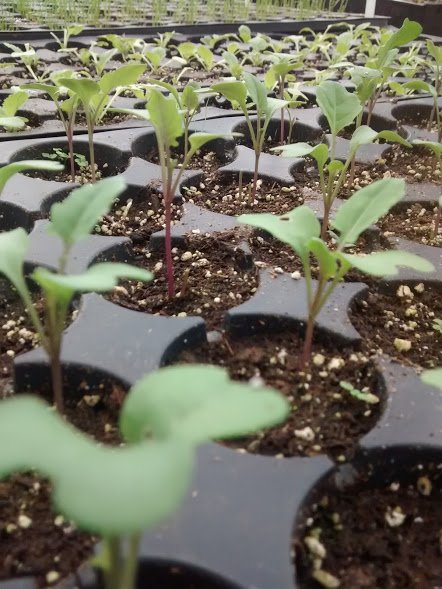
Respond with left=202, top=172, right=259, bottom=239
left=3, top=42, right=47, bottom=81
left=340, top=381, right=379, bottom=404
left=275, top=81, right=410, bottom=238
left=125, top=89, right=237, bottom=298
left=412, top=140, right=442, bottom=237
left=58, top=64, right=145, bottom=182
left=212, top=73, right=287, bottom=203
left=0, top=89, right=28, bottom=131
left=264, top=53, right=303, bottom=144
left=433, top=319, right=442, bottom=335
left=239, top=178, right=434, bottom=367
left=42, top=147, right=89, bottom=173
left=0, top=364, right=288, bottom=589
left=50, top=24, right=85, bottom=51
left=0, top=177, right=152, bottom=412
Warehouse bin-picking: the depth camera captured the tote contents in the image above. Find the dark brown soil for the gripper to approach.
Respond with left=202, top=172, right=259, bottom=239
left=24, top=159, right=120, bottom=184
left=147, top=147, right=227, bottom=174
left=184, top=173, right=304, bottom=216
left=174, top=330, right=382, bottom=460
left=95, top=188, right=183, bottom=248
left=378, top=203, right=442, bottom=246
left=296, top=462, right=442, bottom=589
left=350, top=283, right=442, bottom=369
left=107, top=234, right=258, bottom=330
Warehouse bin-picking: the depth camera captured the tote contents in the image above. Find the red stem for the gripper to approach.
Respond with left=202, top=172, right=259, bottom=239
left=299, top=314, right=314, bottom=369
left=434, top=206, right=441, bottom=238
left=164, top=188, right=175, bottom=298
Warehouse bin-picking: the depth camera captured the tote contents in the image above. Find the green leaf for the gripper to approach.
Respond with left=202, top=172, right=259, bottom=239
left=244, top=72, right=268, bottom=113
left=308, top=237, right=337, bottom=279
left=21, top=82, right=60, bottom=101
left=181, top=84, right=199, bottom=112
left=265, top=97, right=288, bottom=118
left=0, top=116, right=27, bottom=130
left=349, top=125, right=378, bottom=156
left=48, top=177, right=126, bottom=246
left=378, top=19, right=422, bottom=65
left=32, top=263, right=153, bottom=295
left=0, top=160, right=64, bottom=194
left=188, top=132, right=240, bottom=155
left=402, top=79, right=433, bottom=95
left=316, top=80, right=361, bottom=136
left=0, top=395, right=193, bottom=535
left=99, top=64, right=145, bottom=94
left=238, top=24, right=252, bottom=43
left=120, top=365, right=289, bottom=444
left=421, top=368, right=442, bottom=390
left=58, top=77, right=100, bottom=105
left=211, top=80, right=247, bottom=111
left=376, top=130, right=411, bottom=148
left=2, top=90, right=28, bottom=117
left=332, top=178, right=405, bottom=245
left=146, top=89, right=183, bottom=149
left=0, top=228, right=29, bottom=299
left=275, top=143, right=328, bottom=169
left=340, top=250, right=434, bottom=277
left=196, top=45, right=214, bottom=70
left=326, top=159, right=344, bottom=178
left=427, top=40, right=442, bottom=65
left=108, top=107, right=150, bottom=121
left=413, top=139, right=442, bottom=157
left=238, top=206, right=321, bottom=261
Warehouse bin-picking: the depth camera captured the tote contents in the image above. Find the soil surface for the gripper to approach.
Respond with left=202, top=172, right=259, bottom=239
left=378, top=203, right=442, bottom=246
left=174, top=330, right=381, bottom=460
left=107, top=234, right=258, bottom=330
left=296, top=462, right=442, bottom=589
left=350, top=283, right=442, bottom=369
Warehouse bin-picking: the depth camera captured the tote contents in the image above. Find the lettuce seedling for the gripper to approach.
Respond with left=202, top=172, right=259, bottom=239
left=0, top=364, right=288, bottom=589
left=239, top=177, right=434, bottom=367
left=0, top=89, right=29, bottom=131
left=413, top=139, right=442, bottom=237
left=0, top=178, right=152, bottom=412
left=274, top=80, right=410, bottom=238
left=58, top=64, right=145, bottom=182
left=212, top=73, right=287, bottom=204
left=3, top=42, right=47, bottom=81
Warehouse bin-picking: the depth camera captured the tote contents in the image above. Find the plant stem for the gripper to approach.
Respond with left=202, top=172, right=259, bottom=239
left=164, top=180, right=175, bottom=298
left=86, top=113, right=96, bottom=183
left=279, top=75, right=285, bottom=145
left=434, top=206, right=441, bottom=238
left=103, top=537, right=123, bottom=589
left=250, top=150, right=260, bottom=204
left=119, top=533, right=140, bottom=589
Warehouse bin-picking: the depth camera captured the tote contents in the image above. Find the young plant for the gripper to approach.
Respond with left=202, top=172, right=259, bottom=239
left=0, top=88, right=29, bottom=131
left=3, top=42, right=46, bottom=81
left=58, top=64, right=145, bottom=182
left=0, top=364, right=289, bottom=589
left=50, top=24, right=85, bottom=51
left=274, top=80, right=410, bottom=238
left=0, top=177, right=152, bottom=412
left=412, top=140, right=442, bottom=238
left=264, top=53, right=303, bottom=144
left=212, top=73, right=287, bottom=203
left=42, top=147, right=88, bottom=175
left=239, top=177, right=434, bottom=367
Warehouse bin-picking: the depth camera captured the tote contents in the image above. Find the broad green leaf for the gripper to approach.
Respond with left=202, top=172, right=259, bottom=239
left=275, top=143, right=328, bottom=169
left=144, top=78, right=180, bottom=103
left=427, top=40, right=442, bottom=65
left=0, top=160, right=63, bottom=194
left=32, top=263, right=153, bottom=295
left=48, top=177, right=126, bottom=246
left=376, top=130, right=411, bottom=148
left=21, top=82, right=59, bottom=101
left=308, top=237, right=337, bottom=279
left=2, top=90, right=28, bottom=116
left=146, top=89, right=183, bottom=148
left=197, top=45, right=214, bottom=70
left=211, top=80, right=247, bottom=111
left=403, top=80, right=436, bottom=98
left=326, top=159, right=344, bottom=178
left=378, top=19, right=422, bottom=66
left=421, top=368, right=442, bottom=390
left=349, top=125, right=378, bottom=156
left=244, top=72, right=268, bottom=113
left=181, top=84, right=199, bottom=112
left=120, top=365, right=289, bottom=444
left=413, top=139, right=442, bottom=157
left=0, top=228, right=29, bottom=299
left=0, top=395, right=193, bottom=535
left=177, top=42, right=196, bottom=62
left=108, top=107, right=150, bottom=121
left=188, top=132, right=240, bottom=154
left=58, top=78, right=100, bottom=105
left=238, top=206, right=321, bottom=261
left=265, top=97, right=288, bottom=118
left=332, top=178, right=405, bottom=245
left=0, top=116, right=27, bottom=130
left=238, top=24, right=252, bottom=43
left=316, top=80, right=361, bottom=136
left=99, top=64, right=145, bottom=94
left=340, top=250, right=434, bottom=277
